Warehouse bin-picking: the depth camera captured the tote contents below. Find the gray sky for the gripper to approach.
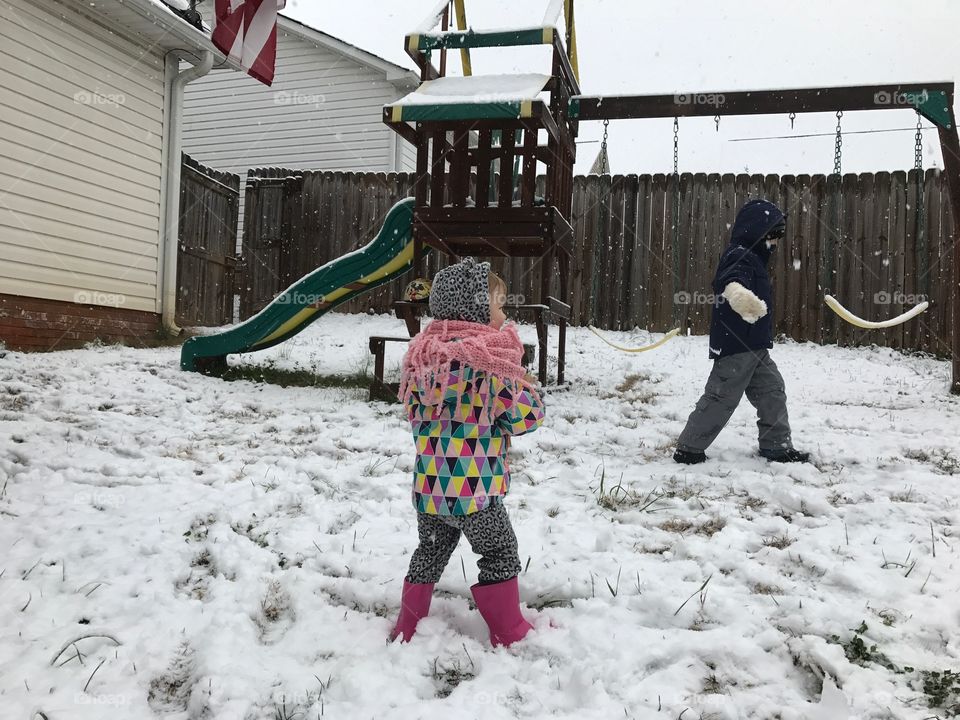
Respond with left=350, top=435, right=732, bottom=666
left=284, top=0, right=959, bottom=176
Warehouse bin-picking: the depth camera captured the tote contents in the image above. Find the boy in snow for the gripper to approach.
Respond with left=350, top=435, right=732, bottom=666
left=390, top=257, right=545, bottom=647
left=674, top=199, right=809, bottom=465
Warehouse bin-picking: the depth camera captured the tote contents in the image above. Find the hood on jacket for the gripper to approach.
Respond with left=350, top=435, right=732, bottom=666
left=730, top=199, right=786, bottom=257
left=428, top=257, right=492, bottom=325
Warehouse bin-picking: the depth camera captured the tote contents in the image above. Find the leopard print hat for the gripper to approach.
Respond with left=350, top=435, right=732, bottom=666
left=428, top=257, right=492, bottom=325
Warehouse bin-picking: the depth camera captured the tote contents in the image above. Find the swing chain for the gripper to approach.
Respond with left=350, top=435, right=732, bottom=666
left=915, top=109, right=925, bottom=242
left=600, top=118, right=609, bottom=174
left=833, top=110, right=843, bottom=177
left=673, top=116, right=679, bottom=175
left=671, top=116, right=680, bottom=327
left=789, top=111, right=796, bottom=130
left=914, top=110, right=924, bottom=172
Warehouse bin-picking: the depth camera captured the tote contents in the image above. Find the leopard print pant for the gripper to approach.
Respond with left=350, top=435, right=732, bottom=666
left=405, top=500, right=521, bottom=585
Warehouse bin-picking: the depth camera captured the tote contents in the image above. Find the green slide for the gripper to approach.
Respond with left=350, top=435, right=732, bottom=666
left=181, top=197, right=420, bottom=373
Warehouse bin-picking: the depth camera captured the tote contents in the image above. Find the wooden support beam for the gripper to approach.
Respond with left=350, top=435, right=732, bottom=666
left=466, top=144, right=553, bottom=163
left=475, top=128, right=492, bottom=209
left=535, top=103, right=562, bottom=147
left=438, top=2, right=449, bottom=77
left=382, top=114, right=418, bottom=146
left=937, top=107, right=960, bottom=393
left=450, top=130, right=470, bottom=207
left=521, top=126, right=538, bottom=206
left=571, top=83, right=955, bottom=126
left=551, top=32, right=580, bottom=96
left=498, top=130, right=516, bottom=207
left=547, top=295, right=572, bottom=320
left=414, top=135, right=429, bottom=275
left=430, top=129, right=448, bottom=208
left=406, top=38, right=439, bottom=81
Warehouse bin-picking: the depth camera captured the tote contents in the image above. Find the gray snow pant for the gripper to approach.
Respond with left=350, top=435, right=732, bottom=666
left=405, top=501, right=522, bottom=586
left=677, top=349, right=793, bottom=453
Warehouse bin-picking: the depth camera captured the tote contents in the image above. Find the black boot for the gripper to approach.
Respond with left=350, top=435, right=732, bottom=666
left=674, top=448, right=707, bottom=465
left=759, top=448, right=810, bottom=463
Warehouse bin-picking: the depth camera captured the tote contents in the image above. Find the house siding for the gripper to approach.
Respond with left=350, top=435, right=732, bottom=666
left=400, top=135, right=418, bottom=173
left=0, top=0, right=166, bottom=314
left=183, top=21, right=416, bottom=241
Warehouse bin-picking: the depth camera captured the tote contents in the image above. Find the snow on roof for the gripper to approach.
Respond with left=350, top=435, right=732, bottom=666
left=392, top=73, right=551, bottom=106
left=416, top=25, right=553, bottom=38
left=541, top=0, right=565, bottom=25
left=412, top=0, right=556, bottom=35
left=413, top=0, right=450, bottom=33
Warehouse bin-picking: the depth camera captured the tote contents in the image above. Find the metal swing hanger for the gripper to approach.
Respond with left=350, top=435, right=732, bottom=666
left=915, top=109, right=926, bottom=245
left=915, top=109, right=924, bottom=174
left=599, top=118, right=609, bottom=175
left=673, top=116, right=679, bottom=176
left=834, top=110, right=843, bottom=177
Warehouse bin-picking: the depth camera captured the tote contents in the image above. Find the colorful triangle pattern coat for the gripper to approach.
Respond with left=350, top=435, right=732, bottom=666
left=406, top=363, right=544, bottom=515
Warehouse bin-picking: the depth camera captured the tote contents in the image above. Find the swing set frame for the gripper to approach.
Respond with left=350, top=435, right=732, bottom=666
left=571, top=83, right=960, bottom=394
left=385, top=0, right=960, bottom=393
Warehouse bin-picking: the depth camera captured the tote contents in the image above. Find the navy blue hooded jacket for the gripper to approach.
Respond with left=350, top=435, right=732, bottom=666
left=708, top=199, right=785, bottom=359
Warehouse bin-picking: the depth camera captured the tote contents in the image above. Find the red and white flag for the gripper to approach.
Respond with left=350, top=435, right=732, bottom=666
left=212, top=0, right=285, bottom=86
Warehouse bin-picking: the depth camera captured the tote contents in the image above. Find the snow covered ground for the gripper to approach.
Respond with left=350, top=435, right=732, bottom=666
left=1, top=313, right=958, bottom=720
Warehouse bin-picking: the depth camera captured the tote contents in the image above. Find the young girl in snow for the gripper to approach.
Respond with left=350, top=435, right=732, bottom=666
left=390, top=257, right=545, bottom=647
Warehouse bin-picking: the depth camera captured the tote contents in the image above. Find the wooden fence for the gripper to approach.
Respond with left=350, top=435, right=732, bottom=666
left=240, top=169, right=420, bottom=319
left=176, top=154, right=240, bottom=326
left=239, top=168, right=954, bottom=356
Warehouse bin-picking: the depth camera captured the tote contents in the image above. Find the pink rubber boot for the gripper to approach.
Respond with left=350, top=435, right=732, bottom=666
left=471, top=576, right=534, bottom=647
left=389, top=580, right=434, bottom=643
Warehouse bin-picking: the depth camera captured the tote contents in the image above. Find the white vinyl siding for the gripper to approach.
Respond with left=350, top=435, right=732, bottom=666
left=184, top=30, right=402, bottom=171
left=400, top=137, right=418, bottom=173
left=183, top=24, right=415, bottom=239
left=0, top=0, right=165, bottom=312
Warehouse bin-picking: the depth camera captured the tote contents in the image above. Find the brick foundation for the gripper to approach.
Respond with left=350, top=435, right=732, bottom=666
left=0, top=293, right=163, bottom=351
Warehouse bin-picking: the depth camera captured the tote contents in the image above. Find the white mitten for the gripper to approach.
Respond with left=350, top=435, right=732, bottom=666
left=722, top=282, right=767, bottom=324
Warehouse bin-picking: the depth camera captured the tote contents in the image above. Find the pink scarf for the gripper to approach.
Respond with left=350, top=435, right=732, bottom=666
left=398, top=320, right=534, bottom=418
